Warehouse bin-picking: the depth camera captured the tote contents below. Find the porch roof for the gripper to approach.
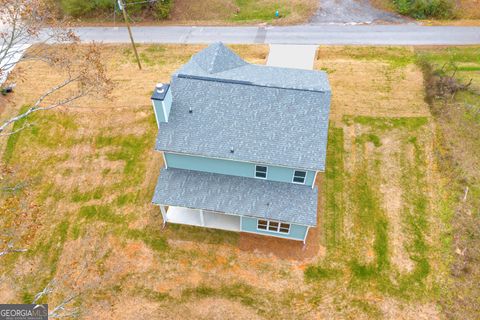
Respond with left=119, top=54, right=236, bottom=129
left=152, top=168, right=318, bottom=226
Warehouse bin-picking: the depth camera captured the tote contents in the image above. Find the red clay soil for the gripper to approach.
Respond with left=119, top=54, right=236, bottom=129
left=238, top=227, right=323, bottom=261
left=239, top=176, right=325, bottom=261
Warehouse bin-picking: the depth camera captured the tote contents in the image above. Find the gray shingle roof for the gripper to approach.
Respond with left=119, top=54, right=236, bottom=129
left=155, top=42, right=331, bottom=171
left=152, top=168, right=318, bottom=226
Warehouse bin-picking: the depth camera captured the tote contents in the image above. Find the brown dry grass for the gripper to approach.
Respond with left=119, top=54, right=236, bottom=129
left=316, top=46, right=430, bottom=123
left=0, top=44, right=453, bottom=319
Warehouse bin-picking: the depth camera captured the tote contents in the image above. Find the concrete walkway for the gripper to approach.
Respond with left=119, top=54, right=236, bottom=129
left=266, top=45, right=318, bottom=70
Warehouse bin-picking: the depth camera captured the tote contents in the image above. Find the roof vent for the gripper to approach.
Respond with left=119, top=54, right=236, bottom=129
left=156, top=83, right=165, bottom=93
left=189, top=107, right=193, bottom=114
left=230, top=147, right=234, bottom=153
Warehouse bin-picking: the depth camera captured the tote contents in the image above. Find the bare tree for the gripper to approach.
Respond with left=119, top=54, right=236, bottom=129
left=33, top=279, right=80, bottom=319
left=0, top=241, right=27, bottom=256
left=0, top=0, right=111, bottom=135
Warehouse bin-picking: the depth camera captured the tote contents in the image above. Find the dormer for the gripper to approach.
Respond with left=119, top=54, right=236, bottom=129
left=151, top=83, right=172, bottom=126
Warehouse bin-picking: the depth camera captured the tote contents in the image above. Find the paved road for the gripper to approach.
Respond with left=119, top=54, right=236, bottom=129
left=72, top=25, right=480, bottom=45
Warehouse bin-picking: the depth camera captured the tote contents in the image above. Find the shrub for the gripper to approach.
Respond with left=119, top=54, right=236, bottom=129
left=154, top=0, right=172, bottom=19
left=61, top=0, right=112, bottom=17
left=393, top=0, right=455, bottom=19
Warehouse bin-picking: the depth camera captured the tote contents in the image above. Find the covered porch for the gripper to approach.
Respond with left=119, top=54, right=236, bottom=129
left=160, top=205, right=241, bottom=232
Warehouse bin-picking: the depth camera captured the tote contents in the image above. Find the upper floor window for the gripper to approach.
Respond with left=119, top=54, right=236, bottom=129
left=255, top=165, right=267, bottom=179
left=293, top=170, right=307, bottom=184
left=257, top=219, right=290, bottom=234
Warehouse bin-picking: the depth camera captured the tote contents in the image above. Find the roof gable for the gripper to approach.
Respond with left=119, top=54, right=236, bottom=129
left=191, top=42, right=247, bottom=74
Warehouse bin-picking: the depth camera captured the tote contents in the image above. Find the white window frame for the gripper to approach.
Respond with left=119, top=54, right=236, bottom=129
left=257, top=219, right=290, bottom=234
left=292, top=170, right=307, bottom=184
left=254, top=165, right=268, bottom=179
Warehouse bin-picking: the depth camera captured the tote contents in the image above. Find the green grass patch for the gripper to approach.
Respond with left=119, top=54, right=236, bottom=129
left=231, top=0, right=290, bottom=22
left=345, top=116, right=428, bottom=131
left=135, top=287, right=170, bottom=302
left=182, top=283, right=260, bottom=309
left=3, top=105, right=30, bottom=163
left=72, top=187, right=104, bottom=202
left=325, top=47, right=416, bottom=68
left=95, top=133, right=150, bottom=186
left=307, top=118, right=435, bottom=300
left=355, top=133, right=382, bottom=147
left=304, top=265, right=342, bottom=281
left=324, top=127, right=345, bottom=249
left=124, top=228, right=168, bottom=252
left=29, top=219, right=69, bottom=278
left=79, top=205, right=126, bottom=224
left=116, top=192, right=139, bottom=206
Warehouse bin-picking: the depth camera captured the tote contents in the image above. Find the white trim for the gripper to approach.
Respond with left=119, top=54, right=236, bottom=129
left=161, top=101, right=168, bottom=123
left=159, top=205, right=167, bottom=226
left=163, top=150, right=323, bottom=173
left=162, top=152, right=168, bottom=169
left=241, top=229, right=304, bottom=241
left=291, top=170, right=307, bottom=185
left=240, top=216, right=243, bottom=230
left=256, top=219, right=291, bottom=235
left=199, top=209, right=205, bottom=226
left=312, top=171, right=319, bottom=189
left=254, top=165, right=268, bottom=179
left=303, top=226, right=310, bottom=244
left=151, top=100, right=160, bottom=128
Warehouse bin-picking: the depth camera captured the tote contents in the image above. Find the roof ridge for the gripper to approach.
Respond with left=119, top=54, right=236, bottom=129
left=176, top=73, right=327, bottom=93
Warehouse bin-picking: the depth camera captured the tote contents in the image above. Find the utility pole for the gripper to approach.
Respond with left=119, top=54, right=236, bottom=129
left=118, top=0, right=142, bottom=70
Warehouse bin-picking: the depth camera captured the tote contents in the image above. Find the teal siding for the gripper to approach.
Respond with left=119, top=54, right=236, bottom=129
left=241, top=216, right=308, bottom=241
left=152, top=88, right=173, bottom=124
left=164, top=152, right=316, bottom=186
left=152, top=99, right=166, bottom=123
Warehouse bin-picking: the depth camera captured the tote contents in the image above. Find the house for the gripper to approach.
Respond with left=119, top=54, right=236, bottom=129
left=151, top=43, right=331, bottom=243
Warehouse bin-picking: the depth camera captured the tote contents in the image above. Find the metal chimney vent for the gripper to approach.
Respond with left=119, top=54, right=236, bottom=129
left=156, top=83, right=164, bottom=93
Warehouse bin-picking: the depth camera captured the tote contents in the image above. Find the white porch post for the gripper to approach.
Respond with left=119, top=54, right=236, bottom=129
left=160, top=205, right=167, bottom=227
left=303, top=226, right=310, bottom=246
left=199, top=209, right=205, bottom=226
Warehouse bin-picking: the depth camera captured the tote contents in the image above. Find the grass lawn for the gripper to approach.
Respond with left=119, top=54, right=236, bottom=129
left=72, top=0, right=318, bottom=26
left=0, top=44, right=478, bottom=319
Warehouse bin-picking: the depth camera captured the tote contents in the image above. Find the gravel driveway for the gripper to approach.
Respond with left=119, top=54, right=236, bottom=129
left=310, top=0, right=409, bottom=24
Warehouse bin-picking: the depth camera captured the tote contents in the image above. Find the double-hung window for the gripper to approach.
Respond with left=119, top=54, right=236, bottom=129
left=292, top=170, right=307, bottom=184
left=255, top=165, right=267, bottom=179
left=257, top=219, right=290, bottom=234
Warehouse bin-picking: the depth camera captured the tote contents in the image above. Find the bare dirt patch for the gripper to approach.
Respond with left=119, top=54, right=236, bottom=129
left=153, top=297, right=261, bottom=320
left=310, top=0, right=408, bottom=24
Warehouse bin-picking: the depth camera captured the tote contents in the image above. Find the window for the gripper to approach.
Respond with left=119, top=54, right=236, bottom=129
left=257, top=219, right=290, bottom=234
left=257, top=219, right=268, bottom=230
left=255, top=165, right=267, bottom=179
left=293, top=170, right=307, bottom=184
